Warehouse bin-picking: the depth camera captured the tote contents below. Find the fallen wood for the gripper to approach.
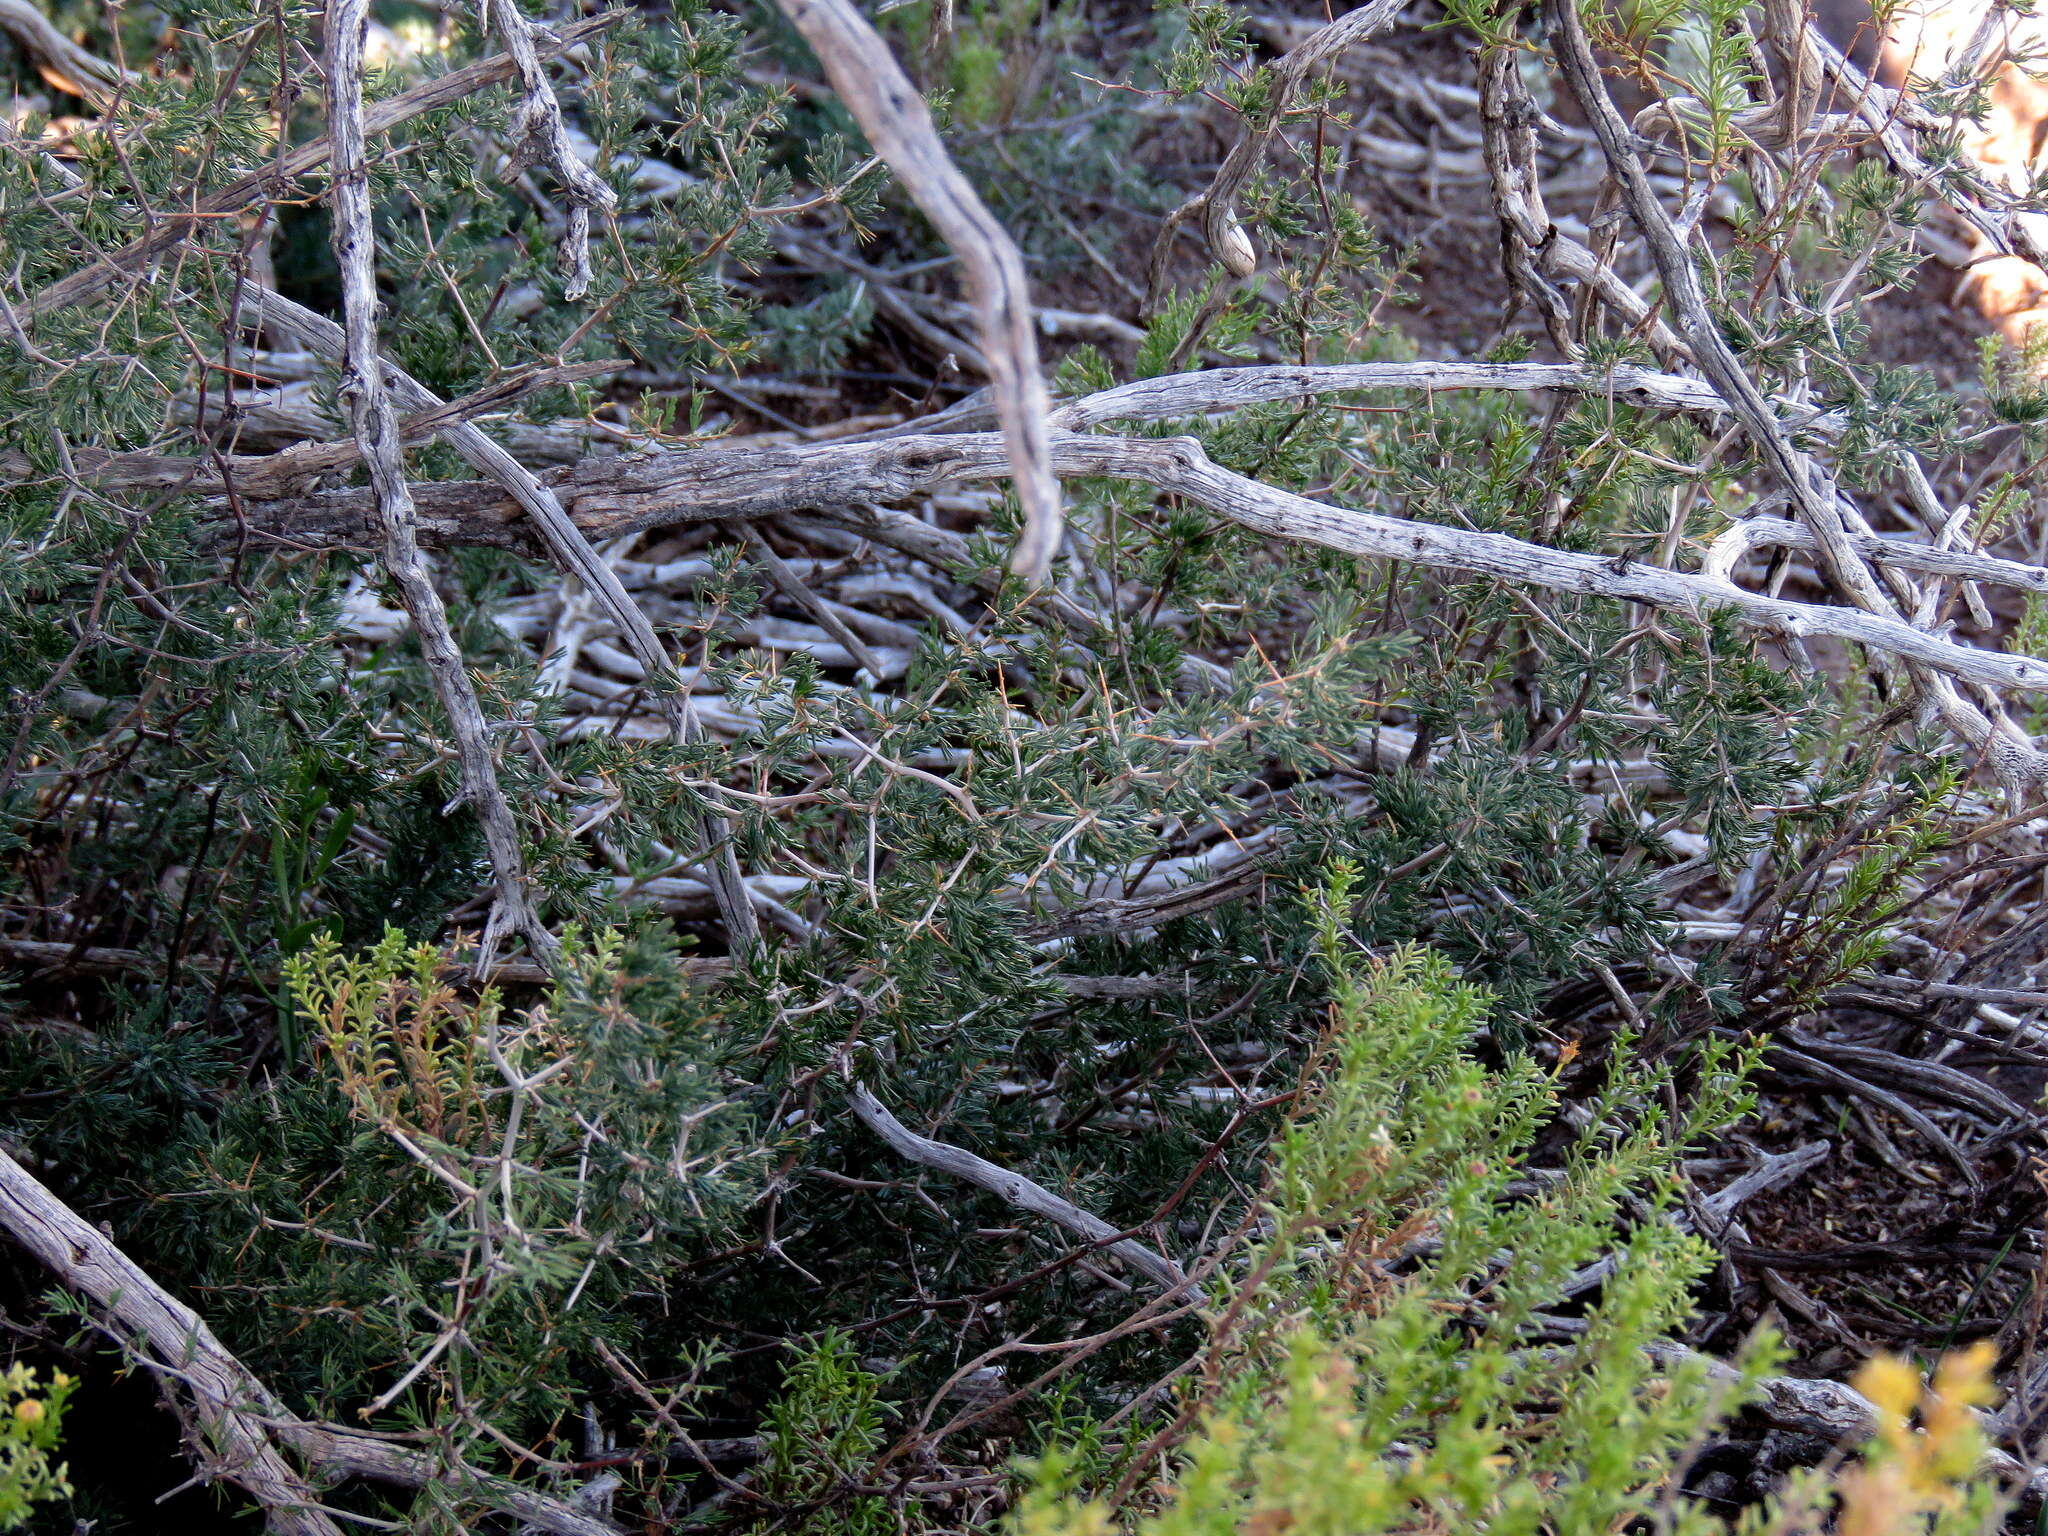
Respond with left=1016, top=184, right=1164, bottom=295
left=846, top=1083, right=1187, bottom=1290
left=180, top=429, right=2048, bottom=699
left=0, top=1146, right=626, bottom=1536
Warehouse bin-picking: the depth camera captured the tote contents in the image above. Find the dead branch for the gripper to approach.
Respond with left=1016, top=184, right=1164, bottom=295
left=740, top=522, right=887, bottom=677
left=1478, top=44, right=1577, bottom=355
left=197, top=427, right=2048, bottom=700
left=771, top=0, right=1062, bottom=581
left=846, top=1083, right=1187, bottom=1290
left=1705, top=514, right=2048, bottom=596
left=0, top=1148, right=344, bottom=1534
left=1694, top=1141, right=1833, bottom=1232
left=324, top=0, right=555, bottom=967
left=240, top=282, right=760, bottom=950
left=1022, top=858, right=1269, bottom=941
left=72, top=360, right=619, bottom=498
left=0, top=1147, right=626, bottom=1536
left=59, top=356, right=1837, bottom=495
left=0, top=0, right=129, bottom=103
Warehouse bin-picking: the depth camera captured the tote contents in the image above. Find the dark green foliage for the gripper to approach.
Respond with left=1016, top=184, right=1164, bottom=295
left=0, top=0, right=2029, bottom=1527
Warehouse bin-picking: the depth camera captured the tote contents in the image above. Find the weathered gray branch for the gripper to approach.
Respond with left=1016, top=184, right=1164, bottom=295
left=847, top=1083, right=1186, bottom=1289
left=324, top=0, right=555, bottom=965
left=196, top=427, right=2048, bottom=699
left=1706, top=513, right=2048, bottom=595
left=0, top=1147, right=623, bottom=1536
left=239, top=283, right=760, bottom=950
left=771, top=0, right=1062, bottom=580
left=55, top=356, right=1835, bottom=495
left=477, top=0, right=617, bottom=299
left=62, top=360, right=616, bottom=498
left=0, top=1149, right=345, bottom=1535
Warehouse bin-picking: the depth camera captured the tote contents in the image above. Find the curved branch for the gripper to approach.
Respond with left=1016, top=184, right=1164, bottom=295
left=1705, top=513, right=2048, bottom=595
left=847, top=1083, right=1186, bottom=1290
left=0, top=1148, right=344, bottom=1535
left=0, top=0, right=130, bottom=103
left=0, top=1147, right=623, bottom=1536
left=770, top=0, right=1062, bottom=581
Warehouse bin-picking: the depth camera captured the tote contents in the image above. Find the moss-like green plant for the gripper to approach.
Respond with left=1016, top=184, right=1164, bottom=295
left=0, top=1365, right=72, bottom=1532
left=1011, top=867, right=1772, bottom=1535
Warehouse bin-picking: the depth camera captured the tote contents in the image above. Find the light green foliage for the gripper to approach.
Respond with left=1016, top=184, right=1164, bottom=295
left=0, top=1365, right=72, bottom=1532
left=1644, top=0, right=1762, bottom=169
left=754, top=1335, right=897, bottom=1536
left=1013, top=875, right=1765, bottom=1534
left=1005, top=887, right=2018, bottom=1536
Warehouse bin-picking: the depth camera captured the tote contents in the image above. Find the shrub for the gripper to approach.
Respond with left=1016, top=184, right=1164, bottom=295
left=2, top=0, right=2044, bottom=1525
